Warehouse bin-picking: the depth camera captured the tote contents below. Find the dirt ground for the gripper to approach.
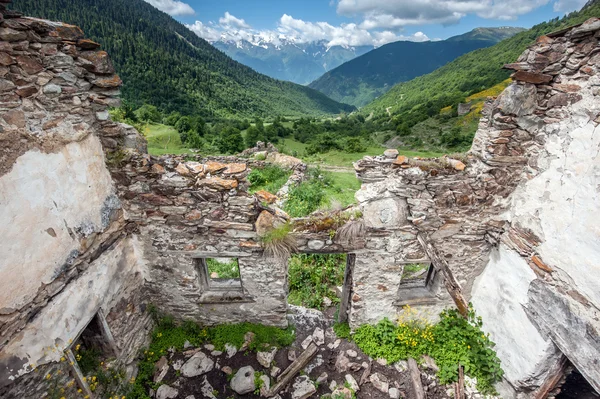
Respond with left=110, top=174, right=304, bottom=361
left=152, top=306, right=454, bottom=399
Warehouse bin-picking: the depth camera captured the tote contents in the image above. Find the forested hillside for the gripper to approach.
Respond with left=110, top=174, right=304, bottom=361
left=12, top=0, right=354, bottom=118
left=362, top=0, right=600, bottom=130
left=309, top=27, right=523, bottom=107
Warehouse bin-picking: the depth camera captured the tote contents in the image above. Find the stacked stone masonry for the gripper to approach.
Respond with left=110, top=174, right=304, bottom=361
left=354, top=17, right=600, bottom=398
left=0, top=1, right=599, bottom=397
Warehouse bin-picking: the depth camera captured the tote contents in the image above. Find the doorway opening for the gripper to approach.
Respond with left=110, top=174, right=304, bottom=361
left=64, top=309, right=119, bottom=397
left=287, top=253, right=354, bottom=320
left=555, top=362, right=599, bottom=399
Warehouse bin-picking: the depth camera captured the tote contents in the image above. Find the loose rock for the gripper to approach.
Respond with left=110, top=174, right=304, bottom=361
left=156, top=385, right=178, bottom=399
left=257, top=347, right=277, bottom=368
left=230, top=366, right=256, bottom=395
left=291, top=375, right=317, bottom=399
left=181, top=351, right=214, bottom=377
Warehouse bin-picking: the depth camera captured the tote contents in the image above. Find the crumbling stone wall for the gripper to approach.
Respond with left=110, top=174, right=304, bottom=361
left=2, top=0, right=599, bottom=397
left=353, top=18, right=600, bottom=397
left=0, top=4, right=150, bottom=397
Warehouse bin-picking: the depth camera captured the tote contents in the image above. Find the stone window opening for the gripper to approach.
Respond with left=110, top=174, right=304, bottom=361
left=399, top=262, right=435, bottom=288
left=394, top=262, right=440, bottom=307
left=195, top=257, right=253, bottom=303
left=64, top=309, right=119, bottom=398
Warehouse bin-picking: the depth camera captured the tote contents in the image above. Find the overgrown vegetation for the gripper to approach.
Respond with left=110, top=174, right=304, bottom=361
left=248, top=165, right=292, bottom=194
left=287, top=254, right=346, bottom=310
left=206, top=258, right=240, bottom=279
left=283, top=168, right=360, bottom=217
left=260, top=222, right=297, bottom=259
left=128, top=314, right=295, bottom=399
left=351, top=305, right=503, bottom=394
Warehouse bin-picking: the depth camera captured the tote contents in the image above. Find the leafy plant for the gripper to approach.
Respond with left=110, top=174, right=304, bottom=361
left=352, top=304, right=503, bottom=395
left=248, top=165, right=291, bottom=194
left=288, top=254, right=346, bottom=310
left=284, top=180, right=326, bottom=217
left=333, top=322, right=352, bottom=340
left=206, top=258, right=240, bottom=279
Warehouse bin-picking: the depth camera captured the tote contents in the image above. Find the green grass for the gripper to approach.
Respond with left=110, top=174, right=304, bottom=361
left=146, top=123, right=193, bottom=156
left=206, top=258, right=240, bottom=279
left=321, top=172, right=361, bottom=210
left=248, top=165, right=292, bottom=194
left=288, top=254, right=346, bottom=310
left=279, top=137, right=444, bottom=168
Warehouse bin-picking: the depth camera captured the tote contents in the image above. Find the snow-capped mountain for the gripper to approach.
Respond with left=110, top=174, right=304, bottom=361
left=212, top=37, right=373, bottom=85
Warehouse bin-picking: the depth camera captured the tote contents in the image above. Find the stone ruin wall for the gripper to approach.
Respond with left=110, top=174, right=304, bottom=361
left=0, top=0, right=599, bottom=396
left=0, top=4, right=150, bottom=397
left=108, top=150, right=429, bottom=329
left=354, top=17, right=600, bottom=397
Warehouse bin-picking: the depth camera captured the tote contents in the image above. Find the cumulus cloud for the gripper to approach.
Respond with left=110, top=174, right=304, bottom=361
left=186, top=11, right=430, bottom=47
left=219, top=11, right=251, bottom=29
left=187, top=21, right=222, bottom=42
left=144, top=0, right=195, bottom=16
left=337, top=0, right=551, bottom=27
left=553, top=0, right=588, bottom=12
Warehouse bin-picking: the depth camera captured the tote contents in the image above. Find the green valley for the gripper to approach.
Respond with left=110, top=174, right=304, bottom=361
left=13, top=0, right=354, bottom=119
left=308, top=27, right=524, bottom=107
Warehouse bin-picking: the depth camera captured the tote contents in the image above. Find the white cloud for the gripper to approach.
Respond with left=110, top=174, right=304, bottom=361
left=144, top=0, right=195, bottom=16
left=337, top=0, right=551, bottom=27
left=186, top=12, right=430, bottom=47
left=187, top=21, right=222, bottom=42
left=553, top=0, right=588, bottom=12
left=219, top=11, right=251, bottom=29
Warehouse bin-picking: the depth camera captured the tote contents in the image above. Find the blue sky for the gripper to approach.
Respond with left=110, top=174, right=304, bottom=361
left=144, top=0, right=589, bottom=46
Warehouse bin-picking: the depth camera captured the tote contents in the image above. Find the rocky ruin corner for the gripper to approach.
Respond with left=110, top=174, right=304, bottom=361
left=0, top=0, right=599, bottom=398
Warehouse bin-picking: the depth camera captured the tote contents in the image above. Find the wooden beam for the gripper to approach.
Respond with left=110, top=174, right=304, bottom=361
left=268, top=343, right=318, bottom=397
left=408, top=358, right=425, bottom=399
left=455, top=364, right=465, bottom=399
left=338, top=254, right=355, bottom=323
left=534, top=356, right=568, bottom=399
left=417, top=233, right=469, bottom=317
left=65, top=349, right=94, bottom=399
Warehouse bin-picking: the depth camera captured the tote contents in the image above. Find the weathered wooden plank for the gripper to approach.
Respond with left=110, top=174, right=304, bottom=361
left=417, top=233, right=469, bottom=317
left=268, top=343, right=318, bottom=397
left=455, top=364, right=465, bottom=399
left=408, top=358, right=425, bottom=399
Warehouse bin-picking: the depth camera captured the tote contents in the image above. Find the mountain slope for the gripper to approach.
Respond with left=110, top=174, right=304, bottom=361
left=362, top=1, right=600, bottom=126
left=213, top=39, right=373, bottom=85
left=309, top=27, right=524, bottom=107
left=12, top=0, right=354, bottom=118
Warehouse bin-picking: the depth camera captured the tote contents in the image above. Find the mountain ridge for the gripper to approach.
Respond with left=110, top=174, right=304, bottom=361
left=12, top=0, right=355, bottom=118
left=308, top=27, right=525, bottom=107
left=212, top=38, right=373, bottom=85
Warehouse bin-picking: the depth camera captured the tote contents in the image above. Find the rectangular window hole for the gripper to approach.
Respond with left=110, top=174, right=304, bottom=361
left=203, top=258, right=242, bottom=290
left=400, top=263, right=433, bottom=288
left=195, top=257, right=252, bottom=303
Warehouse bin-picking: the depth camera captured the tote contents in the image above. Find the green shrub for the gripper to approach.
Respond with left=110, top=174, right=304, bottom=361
left=76, top=347, right=102, bottom=374
left=284, top=180, right=325, bottom=217
left=288, top=254, right=345, bottom=310
left=352, top=304, right=503, bottom=395
left=206, top=258, right=240, bottom=279
left=333, top=322, right=352, bottom=340
left=248, top=165, right=291, bottom=194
